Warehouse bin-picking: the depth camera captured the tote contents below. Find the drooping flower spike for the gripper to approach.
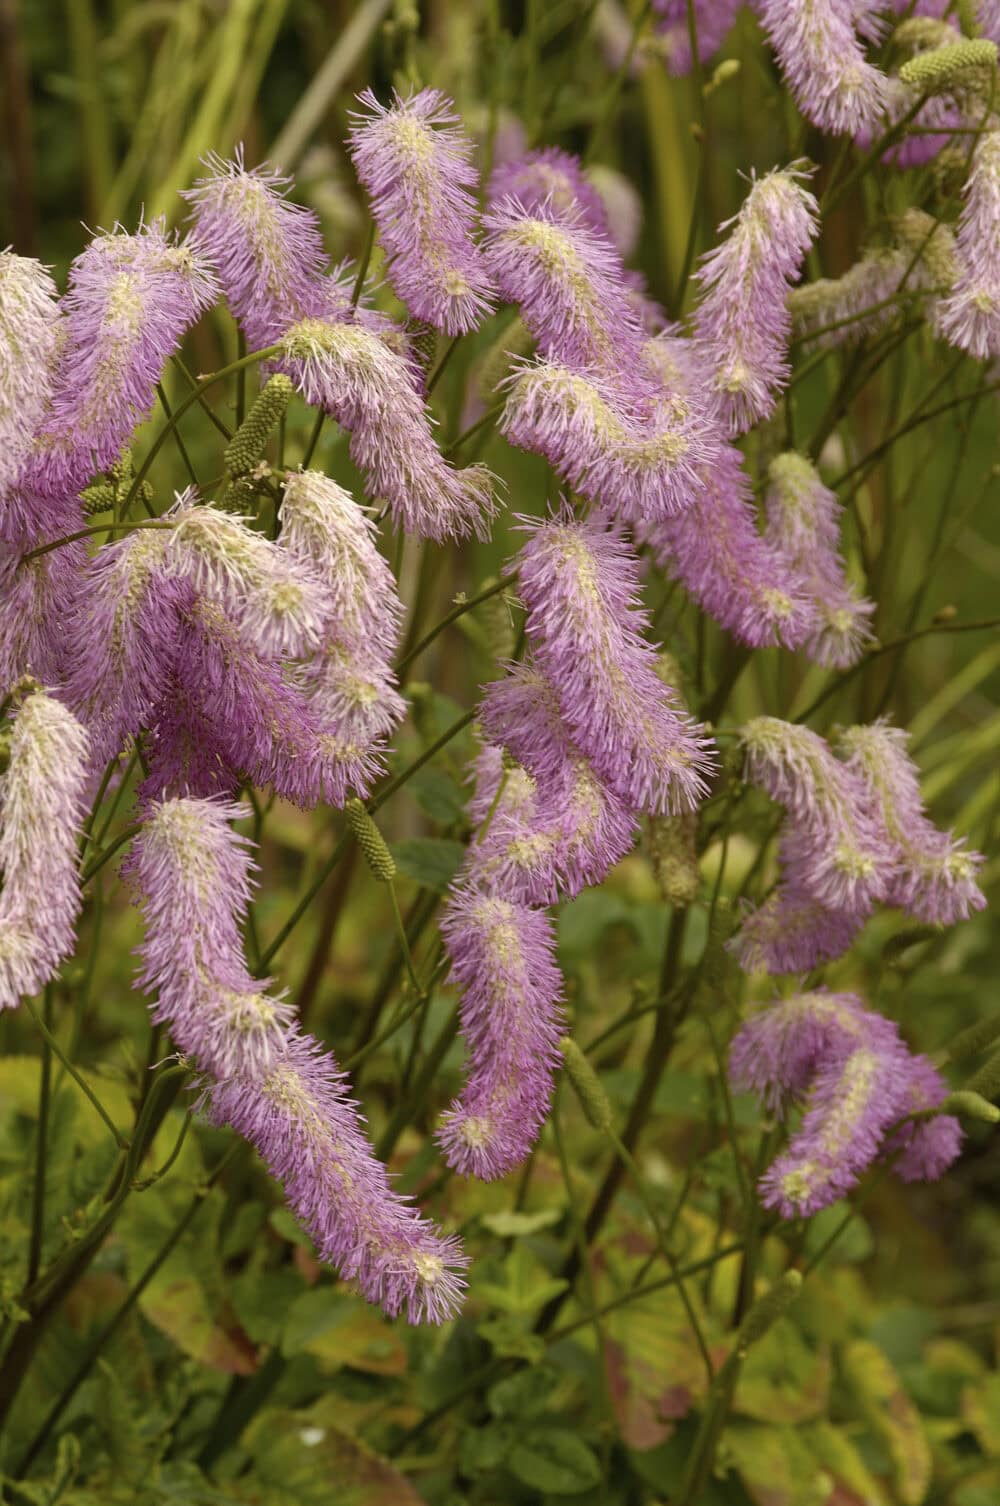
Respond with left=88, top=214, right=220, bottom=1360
left=763, top=451, right=874, bottom=668
left=130, top=796, right=466, bottom=1323
left=651, top=0, right=743, bottom=75
left=348, top=88, right=495, bottom=335
left=754, top=0, right=889, bottom=137
left=437, top=886, right=565, bottom=1180
left=488, top=147, right=611, bottom=242
left=34, top=223, right=217, bottom=499
left=0, top=537, right=89, bottom=689
left=514, top=511, right=716, bottom=815
left=837, top=720, right=987, bottom=924
left=938, top=130, right=1000, bottom=361
left=693, top=164, right=818, bottom=432
left=0, top=686, right=89, bottom=1011
left=0, top=252, right=62, bottom=516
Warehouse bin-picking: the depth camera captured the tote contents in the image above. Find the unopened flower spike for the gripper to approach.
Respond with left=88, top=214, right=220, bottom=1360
left=694, top=164, right=818, bottom=433
left=938, top=131, right=1000, bottom=360
left=222, top=373, right=294, bottom=501
left=437, top=885, right=565, bottom=1180
left=348, top=88, right=495, bottom=335
left=837, top=720, right=986, bottom=924
left=755, top=0, right=889, bottom=137
left=0, top=688, right=89, bottom=1011
left=764, top=451, right=874, bottom=668
left=35, top=222, right=217, bottom=500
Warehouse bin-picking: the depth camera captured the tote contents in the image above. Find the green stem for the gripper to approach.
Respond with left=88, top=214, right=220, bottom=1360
left=396, top=574, right=515, bottom=675
left=26, top=988, right=54, bottom=1288
left=20, top=519, right=176, bottom=565
left=157, top=382, right=198, bottom=486
left=24, top=997, right=126, bottom=1151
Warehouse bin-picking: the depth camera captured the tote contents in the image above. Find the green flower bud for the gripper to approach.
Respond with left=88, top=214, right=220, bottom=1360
left=346, top=799, right=396, bottom=882
left=223, top=374, right=294, bottom=480
left=899, top=39, right=997, bottom=91
left=560, top=1037, right=614, bottom=1132
left=736, top=1270, right=802, bottom=1351
left=941, top=1091, right=1000, bottom=1123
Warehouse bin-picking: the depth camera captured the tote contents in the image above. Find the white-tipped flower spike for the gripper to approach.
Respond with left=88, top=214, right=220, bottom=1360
left=0, top=253, right=61, bottom=513
left=938, top=131, right=1000, bottom=360
left=694, top=165, right=818, bottom=433
left=764, top=452, right=874, bottom=668
left=34, top=223, right=217, bottom=499
left=740, top=717, right=895, bottom=912
left=61, top=528, right=189, bottom=768
left=516, top=511, right=716, bottom=816
left=0, top=687, right=89, bottom=1010
left=0, top=537, right=88, bottom=689
left=128, top=798, right=295, bottom=1078
left=755, top=0, right=888, bottom=136
left=437, top=886, right=565, bottom=1180
left=280, top=317, right=496, bottom=541
left=347, top=88, right=496, bottom=336
left=165, top=493, right=332, bottom=660
left=837, top=720, right=987, bottom=924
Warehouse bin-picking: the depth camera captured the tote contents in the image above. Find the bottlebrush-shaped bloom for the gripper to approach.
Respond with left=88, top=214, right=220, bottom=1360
left=185, top=151, right=335, bottom=349
left=978, top=0, right=1000, bottom=44
left=731, top=871, right=864, bottom=975
left=165, top=494, right=331, bottom=659
left=694, top=165, right=818, bottom=433
left=500, top=358, right=712, bottom=520
left=764, top=452, right=874, bottom=668
left=35, top=223, right=217, bottom=497
left=740, top=717, right=893, bottom=912
left=483, top=198, right=647, bottom=373
left=837, top=720, right=986, bottom=924
left=889, top=1055, right=963, bottom=1182
left=60, top=528, right=189, bottom=768
left=0, top=537, right=88, bottom=688
left=788, top=246, right=910, bottom=350
left=0, top=252, right=61, bottom=501
left=488, top=147, right=610, bottom=240
left=208, top=1028, right=467, bottom=1321
left=938, top=131, right=1000, bottom=360
left=638, top=442, right=817, bottom=650
left=652, top=0, right=742, bottom=74
left=754, top=0, right=888, bottom=136
left=0, top=688, right=89, bottom=1010
left=515, top=513, right=715, bottom=814
left=129, top=797, right=295, bottom=1078
left=348, top=88, right=495, bottom=336
left=437, top=886, right=564, bottom=1179
left=280, top=317, right=495, bottom=541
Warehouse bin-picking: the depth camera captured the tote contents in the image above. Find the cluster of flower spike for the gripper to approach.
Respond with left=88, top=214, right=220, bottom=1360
left=734, top=717, right=985, bottom=974
left=730, top=990, right=962, bottom=1217
left=129, top=797, right=467, bottom=1323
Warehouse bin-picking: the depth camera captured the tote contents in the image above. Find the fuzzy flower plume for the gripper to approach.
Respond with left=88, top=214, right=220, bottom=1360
left=652, top=0, right=742, bottom=75
left=788, top=246, right=910, bottom=350
left=280, top=471, right=405, bottom=746
left=131, top=796, right=466, bottom=1322
left=764, top=452, right=874, bottom=667
left=740, top=717, right=892, bottom=911
left=694, top=165, right=818, bottom=433
left=185, top=150, right=334, bottom=348
left=837, top=720, right=986, bottom=923
left=35, top=223, right=216, bottom=498
left=639, top=442, right=816, bottom=650
left=0, top=538, right=88, bottom=689
left=755, top=0, right=888, bottom=136
left=0, top=687, right=89, bottom=1010
left=488, top=148, right=611, bottom=240
left=438, top=887, right=564, bottom=1179
left=347, top=88, right=495, bottom=335
left=731, top=990, right=962, bottom=1216
left=129, top=798, right=294, bottom=1077
left=0, top=253, right=61, bottom=511
left=938, top=132, right=1000, bottom=361
left=280, top=317, right=495, bottom=540
left=730, top=836, right=866, bottom=975
left=515, top=513, right=715, bottom=815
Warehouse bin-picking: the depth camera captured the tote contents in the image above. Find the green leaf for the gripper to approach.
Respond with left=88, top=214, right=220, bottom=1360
left=722, top=1421, right=832, bottom=1506
left=390, top=837, right=466, bottom=891
left=842, top=1339, right=931, bottom=1505
left=734, top=1318, right=830, bottom=1424
left=480, top=1207, right=563, bottom=1238
left=507, top=1428, right=602, bottom=1495
left=459, top=1421, right=515, bottom=1476
left=962, top=1371, right=1000, bottom=1455
left=407, top=765, right=467, bottom=824
left=487, top=1364, right=559, bottom=1418
left=239, top=1403, right=425, bottom=1506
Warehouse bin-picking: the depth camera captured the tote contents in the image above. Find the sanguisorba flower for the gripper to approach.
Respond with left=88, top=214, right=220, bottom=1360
left=837, top=720, right=987, bottom=924
left=437, top=885, right=565, bottom=1180
left=651, top=0, right=743, bottom=75
left=515, top=511, right=716, bottom=815
left=130, top=795, right=466, bottom=1323
left=693, top=164, right=818, bottom=433
left=0, top=252, right=61, bottom=511
left=347, top=88, right=495, bottom=336
left=34, top=222, right=217, bottom=498
left=755, top=0, right=889, bottom=137
left=764, top=451, right=874, bottom=668
left=938, top=130, right=1000, bottom=360
left=0, top=686, right=89, bottom=1010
